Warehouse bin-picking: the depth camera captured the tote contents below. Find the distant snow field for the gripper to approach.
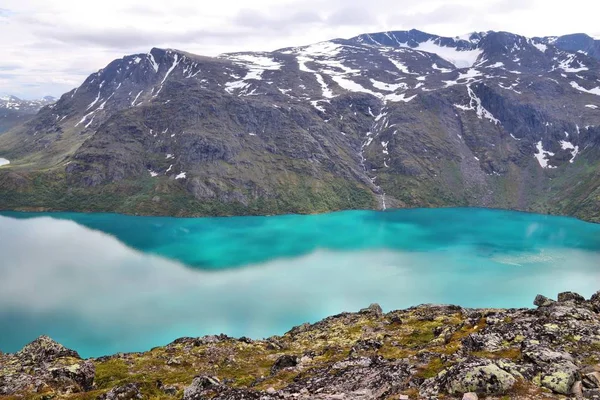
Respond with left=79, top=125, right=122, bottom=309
left=0, top=158, right=9, bottom=167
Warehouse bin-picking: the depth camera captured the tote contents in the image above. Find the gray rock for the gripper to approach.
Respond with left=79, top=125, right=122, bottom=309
left=98, top=383, right=142, bottom=400
left=183, top=376, right=221, bottom=400
left=436, top=359, right=518, bottom=395
left=359, top=303, right=383, bottom=317
left=462, top=393, right=478, bottom=400
left=590, top=290, right=600, bottom=313
left=49, top=360, right=95, bottom=392
left=271, top=355, right=298, bottom=374
left=16, top=335, right=80, bottom=364
left=572, top=380, right=584, bottom=399
left=540, top=362, right=579, bottom=395
left=584, top=372, right=600, bottom=389
left=533, top=294, right=555, bottom=307
left=522, top=344, right=575, bottom=365
left=557, top=291, right=586, bottom=303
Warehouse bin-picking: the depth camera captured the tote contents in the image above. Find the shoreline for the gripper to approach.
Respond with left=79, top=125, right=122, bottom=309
left=1, top=204, right=597, bottom=225
left=2, top=291, right=600, bottom=399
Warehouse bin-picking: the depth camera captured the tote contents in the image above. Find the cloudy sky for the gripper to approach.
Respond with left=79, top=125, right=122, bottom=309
left=1, top=0, right=599, bottom=99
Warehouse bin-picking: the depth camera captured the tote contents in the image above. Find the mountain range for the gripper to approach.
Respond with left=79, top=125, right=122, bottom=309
left=0, top=95, right=55, bottom=134
left=1, top=29, right=599, bottom=221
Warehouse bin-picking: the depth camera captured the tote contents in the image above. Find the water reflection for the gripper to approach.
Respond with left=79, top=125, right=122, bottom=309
left=0, top=213, right=598, bottom=357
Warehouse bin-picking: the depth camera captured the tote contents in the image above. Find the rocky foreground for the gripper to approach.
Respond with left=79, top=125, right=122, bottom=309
left=2, top=291, right=600, bottom=400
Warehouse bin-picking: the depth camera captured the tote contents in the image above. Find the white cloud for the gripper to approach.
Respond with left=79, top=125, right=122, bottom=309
left=1, top=0, right=600, bottom=98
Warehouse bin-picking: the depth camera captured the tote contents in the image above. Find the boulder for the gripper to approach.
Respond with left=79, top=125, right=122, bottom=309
left=359, top=303, right=383, bottom=317
left=522, top=344, right=574, bottom=365
left=271, top=355, right=298, bottom=374
left=540, top=363, right=579, bottom=395
left=557, top=291, right=585, bottom=303
left=98, top=383, right=142, bottom=399
left=590, top=290, right=600, bottom=313
left=583, top=372, right=600, bottom=389
left=441, top=359, right=517, bottom=395
left=49, top=360, right=95, bottom=392
left=183, top=376, right=221, bottom=400
left=534, top=294, right=555, bottom=307
left=523, top=344, right=580, bottom=395
left=462, top=393, right=479, bottom=400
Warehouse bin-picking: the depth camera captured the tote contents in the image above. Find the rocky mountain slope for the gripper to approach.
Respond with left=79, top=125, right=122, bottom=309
left=1, top=30, right=600, bottom=220
left=2, top=291, right=600, bottom=399
left=0, top=96, right=55, bottom=134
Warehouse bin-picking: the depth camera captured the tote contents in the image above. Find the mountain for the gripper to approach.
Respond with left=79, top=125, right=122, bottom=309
left=0, top=95, right=56, bottom=134
left=1, top=29, right=600, bottom=221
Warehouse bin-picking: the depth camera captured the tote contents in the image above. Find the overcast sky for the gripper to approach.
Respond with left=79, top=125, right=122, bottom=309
left=2, top=0, right=599, bottom=99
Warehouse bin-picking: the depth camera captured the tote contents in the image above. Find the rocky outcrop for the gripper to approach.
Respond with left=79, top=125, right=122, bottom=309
left=0, top=336, right=95, bottom=396
left=2, top=291, right=600, bottom=399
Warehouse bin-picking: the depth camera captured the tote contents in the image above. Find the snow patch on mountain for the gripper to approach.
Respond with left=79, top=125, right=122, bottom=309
left=560, top=140, right=579, bottom=163
left=147, top=52, right=159, bottom=73
left=223, top=54, right=283, bottom=95
left=531, top=41, right=548, bottom=53
left=315, top=74, right=334, bottom=98
left=403, top=40, right=483, bottom=68
left=558, top=54, right=589, bottom=73
left=571, top=81, right=600, bottom=96
left=534, top=141, right=556, bottom=169
left=370, top=79, right=408, bottom=92
left=454, top=85, right=500, bottom=125
left=387, top=58, right=415, bottom=74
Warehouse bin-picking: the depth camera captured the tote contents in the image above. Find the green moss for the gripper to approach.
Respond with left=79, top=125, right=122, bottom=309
left=415, top=357, right=445, bottom=379
left=94, top=359, right=130, bottom=389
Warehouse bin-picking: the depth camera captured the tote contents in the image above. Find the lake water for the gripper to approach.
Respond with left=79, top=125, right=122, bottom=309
left=0, top=208, right=599, bottom=357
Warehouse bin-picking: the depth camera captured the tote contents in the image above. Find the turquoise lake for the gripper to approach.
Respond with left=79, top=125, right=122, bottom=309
left=0, top=208, right=599, bottom=357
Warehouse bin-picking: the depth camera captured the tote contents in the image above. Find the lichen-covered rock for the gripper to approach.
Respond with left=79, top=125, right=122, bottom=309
left=50, top=360, right=95, bottom=392
left=534, top=294, right=555, bottom=307
left=540, top=364, right=579, bottom=395
left=183, top=376, right=221, bottom=400
left=442, top=359, right=518, bottom=395
left=16, top=335, right=80, bottom=364
left=557, top=291, right=586, bottom=303
left=359, top=303, right=383, bottom=317
left=0, top=336, right=94, bottom=396
left=522, top=344, right=575, bottom=366
left=523, top=344, right=580, bottom=395
left=285, top=356, right=414, bottom=399
left=98, top=383, right=143, bottom=400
